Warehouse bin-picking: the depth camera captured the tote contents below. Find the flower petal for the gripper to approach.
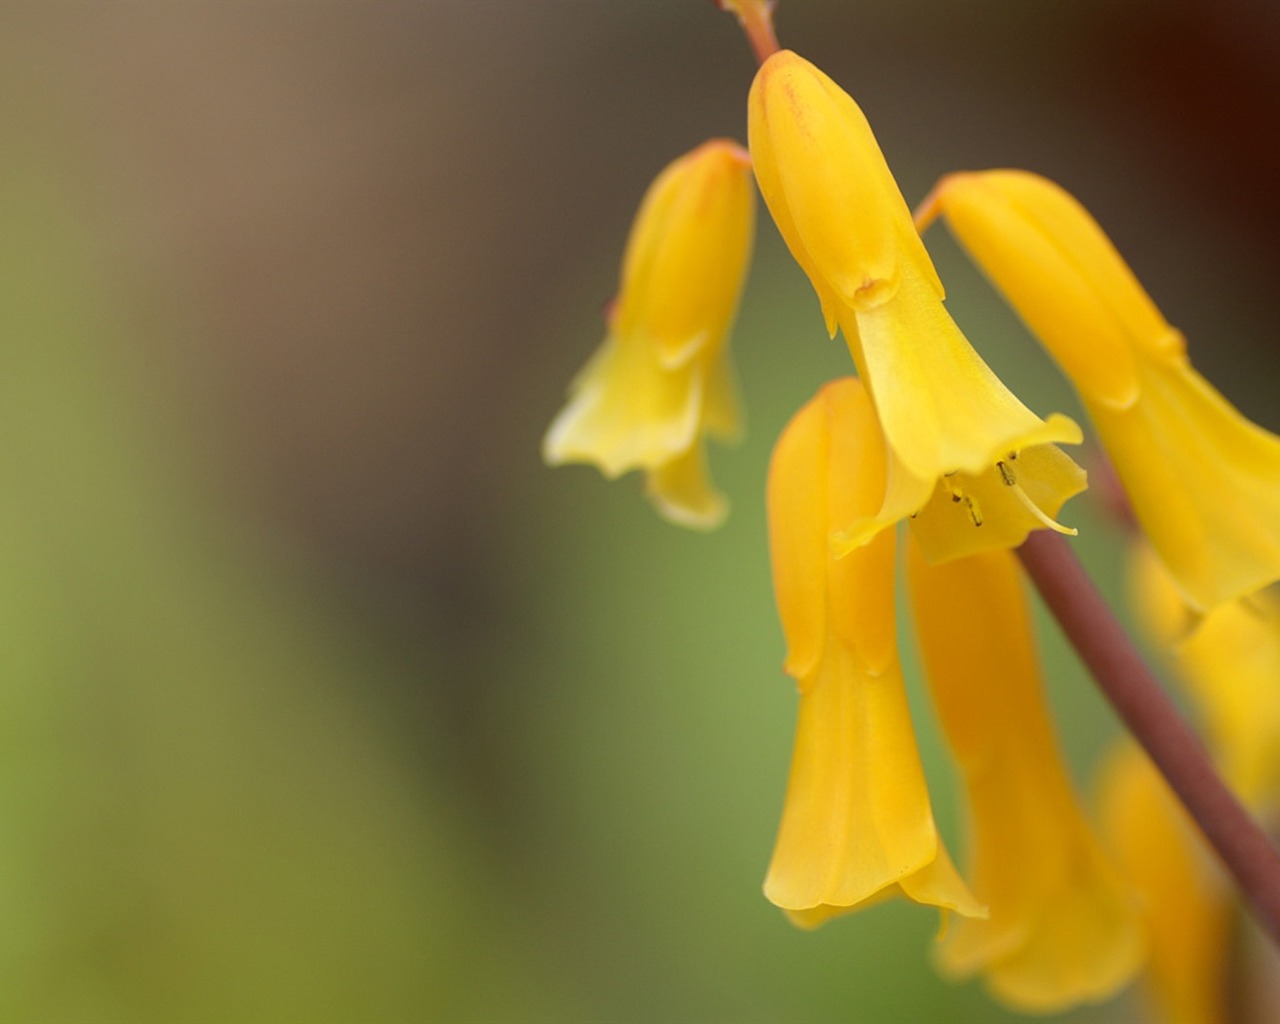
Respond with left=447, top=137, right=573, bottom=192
left=763, top=638, right=981, bottom=921
left=1095, top=354, right=1280, bottom=610
left=1129, top=541, right=1280, bottom=807
left=928, top=168, right=1280, bottom=608
left=542, top=332, right=701, bottom=477
left=908, top=540, right=1144, bottom=1011
left=920, top=171, right=1149, bottom=410
left=747, top=51, right=940, bottom=332
left=768, top=378, right=894, bottom=680
left=1099, top=742, right=1232, bottom=1024
left=543, top=139, right=755, bottom=528
left=644, top=444, right=727, bottom=530
left=907, top=443, right=1086, bottom=564
left=763, top=640, right=939, bottom=913
left=765, top=378, right=983, bottom=924
left=616, top=140, right=755, bottom=369
left=847, top=259, right=1082, bottom=483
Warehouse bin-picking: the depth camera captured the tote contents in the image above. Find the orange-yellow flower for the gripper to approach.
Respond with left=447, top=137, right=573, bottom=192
left=764, top=376, right=985, bottom=926
left=542, top=139, right=754, bottom=529
left=1099, top=742, right=1232, bottom=1024
left=747, top=51, right=1083, bottom=559
left=1128, top=541, right=1280, bottom=810
left=921, top=169, right=1280, bottom=609
left=907, top=538, right=1143, bottom=1011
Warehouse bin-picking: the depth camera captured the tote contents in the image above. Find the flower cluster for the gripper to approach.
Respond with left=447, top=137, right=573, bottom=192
left=544, top=7, right=1280, bottom=1019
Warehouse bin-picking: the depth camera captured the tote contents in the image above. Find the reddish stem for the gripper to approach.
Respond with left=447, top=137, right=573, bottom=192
left=1018, top=530, right=1280, bottom=947
left=716, top=0, right=781, bottom=65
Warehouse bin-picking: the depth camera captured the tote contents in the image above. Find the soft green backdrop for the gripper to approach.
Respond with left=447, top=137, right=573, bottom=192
left=0, top=2, right=1276, bottom=1020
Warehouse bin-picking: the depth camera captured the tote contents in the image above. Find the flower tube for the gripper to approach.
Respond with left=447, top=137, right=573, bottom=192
left=748, top=51, right=1083, bottom=558
left=543, top=139, right=755, bottom=528
left=907, top=538, right=1143, bottom=1011
left=922, top=169, right=1280, bottom=609
left=764, top=376, right=984, bottom=926
left=1128, top=540, right=1280, bottom=809
left=1099, top=742, right=1232, bottom=1024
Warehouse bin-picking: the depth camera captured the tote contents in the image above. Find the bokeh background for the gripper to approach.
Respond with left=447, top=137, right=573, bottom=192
left=1, top=1, right=1278, bottom=1020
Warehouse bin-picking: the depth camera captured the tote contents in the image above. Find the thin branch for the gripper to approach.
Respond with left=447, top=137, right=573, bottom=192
left=715, top=0, right=781, bottom=66
left=1018, top=530, right=1280, bottom=947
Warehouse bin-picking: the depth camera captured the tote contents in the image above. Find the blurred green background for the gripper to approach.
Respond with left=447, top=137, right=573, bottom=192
left=0, top=1, right=1277, bottom=1020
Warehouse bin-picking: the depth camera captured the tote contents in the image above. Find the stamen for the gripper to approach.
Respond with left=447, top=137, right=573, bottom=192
left=997, top=460, right=1017, bottom=486
left=1009, top=479, right=1077, bottom=536
left=964, top=495, right=983, bottom=527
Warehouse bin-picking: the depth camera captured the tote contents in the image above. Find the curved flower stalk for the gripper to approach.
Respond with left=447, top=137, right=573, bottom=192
left=765, top=376, right=985, bottom=926
left=1099, top=742, right=1232, bottom=1024
left=716, top=0, right=779, bottom=65
left=747, top=51, right=1083, bottom=559
left=542, top=139, right=755, bottom=529
left=906, top=538, right=1144, bottom=1012
left=921, top=169, right=1280, bottom=609
left=1128, top=541, right=1280, bottom=809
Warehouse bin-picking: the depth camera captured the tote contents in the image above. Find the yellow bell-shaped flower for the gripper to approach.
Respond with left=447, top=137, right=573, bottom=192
left=1128, top=541, right=1280, bottom=809
left=764, top=376, right=985, bottom=927
left=922, top=169, right=1280, bottom=609
left=1099, top=742, right=1232, bottom=1024
left=902, top=441, right=1087, bottom=565
left=906, top=537, right=1144, bottom=1012
left=542, top=139, right=754, bottom=529
left=747, top=51, right=1082, bottom=557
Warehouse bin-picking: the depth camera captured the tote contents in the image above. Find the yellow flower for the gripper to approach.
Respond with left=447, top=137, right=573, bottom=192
left=921, top=169, right=1280, bottom=609
left=903, top=442, right=1086, bottom=566
left=1128, top=541, right=1280, bottom=809
left=1098, top=742, right=1232, bottom=1024
left=906, top=537, right=1144, bottom=1012
left=542, top=139, right=755, bottom=529
left=764, top=376, right=985, bottom=927
left=747, top=51, right=1083, bottom=558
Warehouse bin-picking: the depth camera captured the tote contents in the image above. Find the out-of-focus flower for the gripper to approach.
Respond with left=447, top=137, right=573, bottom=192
left=542, top=139, right=755, bottom=529
left=1128, top=541, right=1280, bottom=810
left=1099, top=742, right=1232, bottom=1024
left=921, top=169, right=1280, bottom=609
left=907, top=538, right=1144, bottom=1011
left=764, top=376, right=985, bottom=927
left=747, top=51, right=1083, bottom=559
